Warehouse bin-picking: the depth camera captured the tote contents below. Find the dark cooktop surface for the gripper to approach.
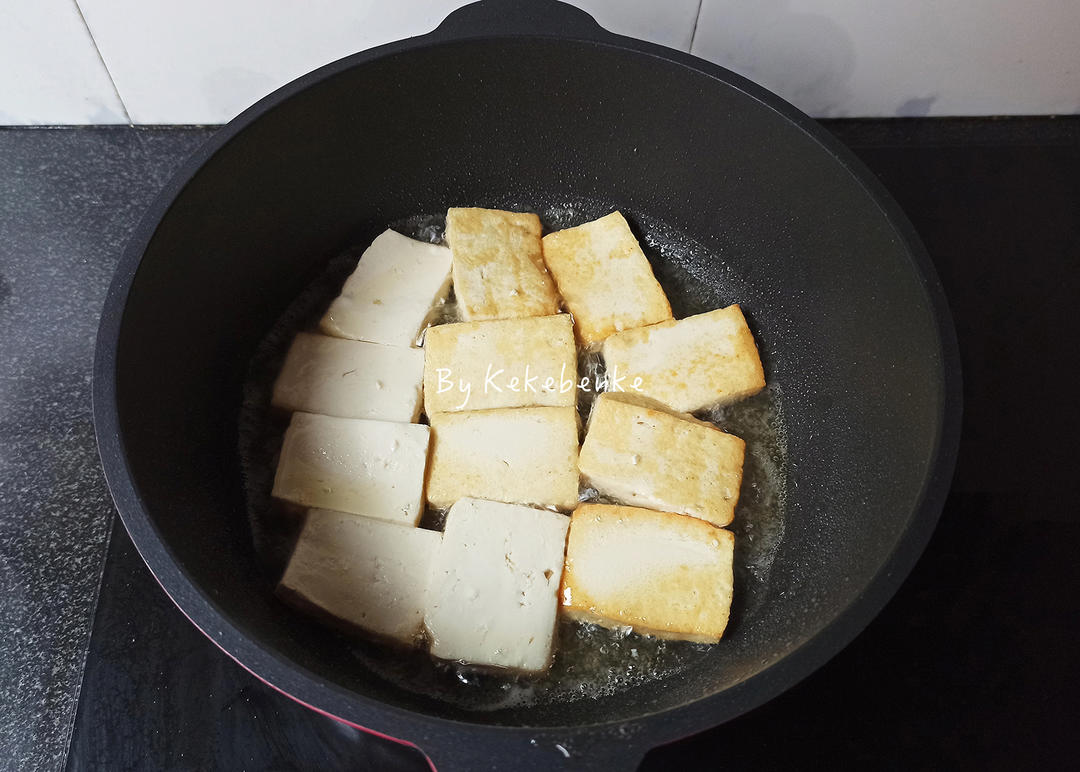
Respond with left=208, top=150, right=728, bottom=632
left=4, top=117, right=1076, bottom=771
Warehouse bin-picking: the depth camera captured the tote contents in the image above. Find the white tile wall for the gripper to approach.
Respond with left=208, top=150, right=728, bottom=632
left=693, top=0, right=1080, bottom=117
left=76, top=0, right=700, bottom=125
left=2, top=0, right=1079, bottom=124
left=77, top=0, right=458, bottom=125
left=0, top=0, right=126, bottom=125
left=582, top=0, right=701, bottom=50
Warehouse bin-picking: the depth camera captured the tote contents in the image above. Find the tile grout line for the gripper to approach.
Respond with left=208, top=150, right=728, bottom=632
left=70, top=0, right=134, bottom=125
left=688, top=0, right=705, bottom=52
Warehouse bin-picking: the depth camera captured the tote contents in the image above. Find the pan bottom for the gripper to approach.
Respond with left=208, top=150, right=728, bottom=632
left=237, top=196, right=789, bottom=713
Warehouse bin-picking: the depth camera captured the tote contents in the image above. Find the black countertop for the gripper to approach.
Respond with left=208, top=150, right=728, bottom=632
left=1, top=118, right=1077, bottom=771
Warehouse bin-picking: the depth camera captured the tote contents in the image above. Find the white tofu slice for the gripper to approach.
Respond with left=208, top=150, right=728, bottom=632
left=422, top=314, right=576, bottom=414
left=278, top=509, right=441, bottom=646
left=578, top=393, right=745, bottom=527
left=271, top=413, right=430, bottom=525
left=425, top=498, right=570, bottom=672
left=426, top=407, right=580, bottom=511
left=602, top=304, right=766, bottom=413
left=560, top=503, right=735, bottom=643
left=320, top=229, right=452, bottom=346
left=271, top=332, right=424, bottom=421
left=445, top=207, right=560, bottom=321
left=541, top=211, right=672, bottom=346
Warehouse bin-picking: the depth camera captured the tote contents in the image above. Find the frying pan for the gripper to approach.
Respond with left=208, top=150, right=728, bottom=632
left=92, top=1, right=961, bottom=768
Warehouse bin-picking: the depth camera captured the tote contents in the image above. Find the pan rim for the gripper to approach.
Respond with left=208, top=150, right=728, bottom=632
left=92, top=19, right=963, bottom=759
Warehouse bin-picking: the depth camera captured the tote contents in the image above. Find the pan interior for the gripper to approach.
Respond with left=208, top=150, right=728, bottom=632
left=112, top=37, right=944, bottom=727
left=237, top=199, right=789, bottom=715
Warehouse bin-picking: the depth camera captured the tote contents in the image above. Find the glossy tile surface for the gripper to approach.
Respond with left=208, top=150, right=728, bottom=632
left=0, top=0, right=125, bottom=124
left=693, top=0, right=1080, bottom=116
left=77, top=0, right=700, bottom=124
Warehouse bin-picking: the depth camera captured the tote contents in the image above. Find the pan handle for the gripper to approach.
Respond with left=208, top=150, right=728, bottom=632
left=429, top=0, right=615, bottom=42
left=418, top=730, right=647, bottom=772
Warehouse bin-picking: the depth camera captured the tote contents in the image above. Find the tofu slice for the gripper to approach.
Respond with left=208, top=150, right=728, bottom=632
left=422, top=314, right=576, bottom=414
left=271, top=413, right=430, bottom=525
left=602, top=304, right=766, bottom=413
left=541, top=211, right=672, bottom=346
left=445, top=207, right=560, bottom=321
left=578, top=393, right=745, bottom=527
left=426, top=407, right=579, bottom=511
left=425, top=498, right=570, bottom=672
left=278, top=509, right=441, bottom=646
left=320, top=229, right=452, bottom=346
left=560, top=503, right=735, bottom=643
left=271, top=332, right=424, bottom=421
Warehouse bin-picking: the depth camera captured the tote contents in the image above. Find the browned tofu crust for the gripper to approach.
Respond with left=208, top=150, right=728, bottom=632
left=446, top=207, right=560, bottom=321
left=541, top=211, right=672, bottom=345
left=602, top=303, right=766, bottom=412
left=578, top=392, right=745, bottom=527
left=425, top=406, right=580, bottom=510
left=560, top=503, right=734, bottom=642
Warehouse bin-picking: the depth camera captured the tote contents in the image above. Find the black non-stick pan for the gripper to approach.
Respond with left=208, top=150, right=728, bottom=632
left=93, top=1, right=961, bottom=768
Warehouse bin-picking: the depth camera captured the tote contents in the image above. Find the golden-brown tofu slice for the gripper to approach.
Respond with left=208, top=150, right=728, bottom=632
left=578, top=392, right=745, bottom=527
left=560, top=503, right=735, bottom=643
left=422, top=314, right=576, bottom=414
left=541, top=211, right=672, bottom=345
left=446, top=207, right=560, bottom=321
left=426, top=407, right=580, bottom=511
left=602, top=304, right=766, bottom=413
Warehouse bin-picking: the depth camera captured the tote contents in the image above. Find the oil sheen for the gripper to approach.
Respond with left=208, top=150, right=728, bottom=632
left=239, top=198, right=788, bottom=711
